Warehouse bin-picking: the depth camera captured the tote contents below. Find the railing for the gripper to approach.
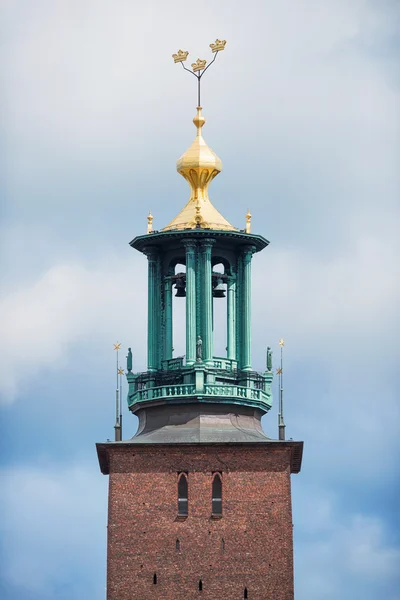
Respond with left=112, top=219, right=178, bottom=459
left=129, top=382, right=271, bottom=407
left=161, top=357, right=185, bottom=371
left=161, top=356, right=238, bottom=371
left=212, top=357, right=238, bottom=371
left=204, top=384, right=263, bottom=401
left=130, top=384, right=196, bottom=404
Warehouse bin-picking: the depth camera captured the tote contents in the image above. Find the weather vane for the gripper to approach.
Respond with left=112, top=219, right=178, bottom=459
left=172, top=39, right=227, bottom=107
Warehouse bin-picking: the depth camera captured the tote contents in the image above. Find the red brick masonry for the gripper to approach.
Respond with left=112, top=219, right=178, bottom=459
left=103, top=443, right=301, bottom=600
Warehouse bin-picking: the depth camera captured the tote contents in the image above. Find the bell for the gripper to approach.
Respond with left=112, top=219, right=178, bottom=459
left=213, top=278, right=226, bottom=298
left=175, top=278, right=186, bottom=297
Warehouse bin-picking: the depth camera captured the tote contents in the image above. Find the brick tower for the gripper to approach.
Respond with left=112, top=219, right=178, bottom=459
left=97, top=42, right=303, bottom=600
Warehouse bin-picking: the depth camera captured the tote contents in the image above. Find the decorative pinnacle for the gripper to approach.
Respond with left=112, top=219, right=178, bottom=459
left=245, top=209, right=252, bottom=233
left=147, top=211, right=153, bottom=234
left=210, top=39, right=226, bottom=53
left=172, top=49, right=189, bottom=63
left=172, top=39, right=227, bottom=107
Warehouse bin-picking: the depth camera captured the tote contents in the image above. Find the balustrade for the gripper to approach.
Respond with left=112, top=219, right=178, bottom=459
left=128, top=381, right=269, bottom=409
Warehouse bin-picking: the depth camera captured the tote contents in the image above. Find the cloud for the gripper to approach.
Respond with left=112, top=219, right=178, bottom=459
left=0, top=463, right=107, bottom=599
left=0, top=254, right=146, bottom=403
left=293, top=483, right=400, bottom=600
left=252, top=232, right=399, bottom=357
left=253, top=230, right=400, bottom=478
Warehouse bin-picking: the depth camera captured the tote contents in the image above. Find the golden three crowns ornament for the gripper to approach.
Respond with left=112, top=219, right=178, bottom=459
left=172, top=39, right=226, bottom=75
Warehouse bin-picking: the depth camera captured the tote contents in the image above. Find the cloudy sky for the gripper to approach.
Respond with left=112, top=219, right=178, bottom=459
left=1, top=0, right=399, bottom=598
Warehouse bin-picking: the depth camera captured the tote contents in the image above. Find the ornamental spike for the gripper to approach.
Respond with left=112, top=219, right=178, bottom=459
left=278, top=338, right=286, bottom=440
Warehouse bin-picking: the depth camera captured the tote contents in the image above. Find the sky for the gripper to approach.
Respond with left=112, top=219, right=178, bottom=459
left=0, top=0, right=399, bottom=598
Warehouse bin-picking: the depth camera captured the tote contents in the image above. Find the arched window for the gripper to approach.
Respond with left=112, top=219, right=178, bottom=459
left=153, top=573, right=157, bottom=584
left=176, top=538, right=181, bottom=551
left=212, top=473, right=222, bottom=515
left=178, top=473, right=188, bottom=515
left=199, top=579, right=203, bottom=591
left=244, top=587, right=248, bottom=599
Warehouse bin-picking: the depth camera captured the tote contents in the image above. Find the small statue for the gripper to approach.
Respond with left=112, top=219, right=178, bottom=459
left=266, top=346, right=272, bottom=372
left=127, top=347, right=133, bottom=372
left=196, top=336, right=203, bottom=362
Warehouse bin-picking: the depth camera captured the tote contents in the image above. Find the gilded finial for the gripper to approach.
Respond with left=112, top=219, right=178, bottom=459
left=172, top=49, right=189, bottom=63
left=245, top=209, right=252, bottom=233
left=113, top=342, right=121, bottom=351
left=164, top=39, right=237, bottom=233
left=210, top=39, right=226, bottom=53
left=279, top=338, right=285, bottom=347
left=117, top=367, right=124, bottom=375
left=147, top=211, right=153, bottom=234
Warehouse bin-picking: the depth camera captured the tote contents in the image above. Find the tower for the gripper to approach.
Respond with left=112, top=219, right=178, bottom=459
left=97, top=41, right=303, bottom=600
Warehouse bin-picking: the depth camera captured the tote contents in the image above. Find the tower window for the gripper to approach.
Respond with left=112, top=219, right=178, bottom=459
left=199, top=579, right=203, bottom=591
left=176, top=538, right=181, bottom=551
left=178, top=473, right=188, bottom=515
left=244, top=587, right=248, bottom=599
left=153, top=573, right=157, bottom=584
left=212, top=473, right=222, bottom=515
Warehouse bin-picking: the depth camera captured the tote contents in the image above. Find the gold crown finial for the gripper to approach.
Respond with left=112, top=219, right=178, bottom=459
left=191, top=58, right=207, bottom=73
left=172, top=49, right=189, bottom=63
left=210, top=39, right=227, bottom=53
left=147, top=211, right=153, bottom=234
left=245, top=209, right=252, bottom=233
left=164, top=40, right=236, bottom=232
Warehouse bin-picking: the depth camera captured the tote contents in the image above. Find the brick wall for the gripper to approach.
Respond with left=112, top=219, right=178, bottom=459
left=106, top=445, right=294, bottom=600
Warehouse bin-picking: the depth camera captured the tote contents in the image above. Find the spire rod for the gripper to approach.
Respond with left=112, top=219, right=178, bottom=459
left=113, top=342, right=122, bottom=442
left=278, top=338, right=286, bottom=440
left=118, top=366, right=124, bottom=440
left=172, top=39, right=226, bottom=108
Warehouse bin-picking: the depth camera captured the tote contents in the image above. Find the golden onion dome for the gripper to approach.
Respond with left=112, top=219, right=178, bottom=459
left=162, top=107, right=237, bottom=232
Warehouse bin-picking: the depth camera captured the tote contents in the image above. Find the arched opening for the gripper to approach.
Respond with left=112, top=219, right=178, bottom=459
left=212, top=473, right=222, bottom=515
left=213, top=262, right=225, bottom=273
left=172, top=262, right=186, bottom=357
left=198, top=579, right=203, bottom=591
left=176, top=538, right=181, bottom=551
left=221, top=538, right=225, bottom=551
left=244, top=587, right=248, bottom=599
left=178, top=473, right=188, bottom=516
left=212, top=261, right=227, bottom=357
left=153, top=573, right=157, bottom=584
